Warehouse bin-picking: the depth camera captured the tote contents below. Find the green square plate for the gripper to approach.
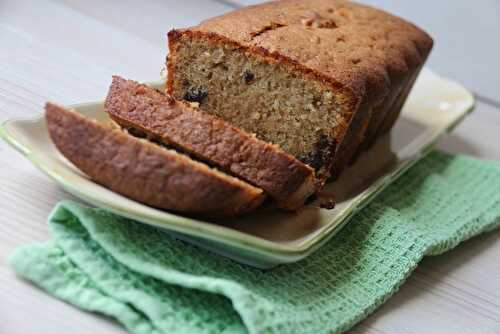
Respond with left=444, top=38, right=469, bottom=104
left=0, top=68, right=474, bottom=268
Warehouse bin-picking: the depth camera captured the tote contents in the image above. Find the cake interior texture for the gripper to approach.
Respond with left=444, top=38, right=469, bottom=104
left=168, top=35, right=353, bottom=176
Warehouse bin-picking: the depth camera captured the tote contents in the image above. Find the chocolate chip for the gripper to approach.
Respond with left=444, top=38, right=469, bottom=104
left=183, top=86, right=208, bottom=103
left=299, top=134, right=336, bottom=171
left=319, top=199, right=336, bottom=210
left=244, top=70, right=255, bottom=84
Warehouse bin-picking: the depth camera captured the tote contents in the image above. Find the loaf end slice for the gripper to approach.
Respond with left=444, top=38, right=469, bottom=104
left=105, top=76, right=316, bottom=210
left=45, top=102, right=265, bottom=217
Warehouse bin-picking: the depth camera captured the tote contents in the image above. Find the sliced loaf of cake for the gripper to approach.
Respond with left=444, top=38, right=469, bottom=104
left=45, top=103, right=265, bottom=216
left=105, top=76, right=316, bottom=210
left=167, top=0, right=433, bottom=179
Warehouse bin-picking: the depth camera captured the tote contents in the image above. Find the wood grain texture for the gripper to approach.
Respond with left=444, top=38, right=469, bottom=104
left=1, top=0, right=500, bottom=333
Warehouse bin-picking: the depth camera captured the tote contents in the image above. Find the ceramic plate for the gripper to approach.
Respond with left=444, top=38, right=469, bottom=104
left=1, top=68, right=474, bottom=268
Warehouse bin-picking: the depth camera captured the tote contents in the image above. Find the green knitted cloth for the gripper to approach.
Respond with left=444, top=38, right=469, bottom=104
left=10, top=151, right=500, bottom=334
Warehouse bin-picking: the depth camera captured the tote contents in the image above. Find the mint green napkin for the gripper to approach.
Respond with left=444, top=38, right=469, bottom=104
left=10, top=151, right=500, bottom=334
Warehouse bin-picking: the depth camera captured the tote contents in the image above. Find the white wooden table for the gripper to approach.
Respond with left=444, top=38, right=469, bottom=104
left=1, top=1, right=500, bottom=333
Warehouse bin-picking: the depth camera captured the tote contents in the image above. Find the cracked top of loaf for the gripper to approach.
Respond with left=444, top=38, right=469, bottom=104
left=174, top=0, right=433, bottom=107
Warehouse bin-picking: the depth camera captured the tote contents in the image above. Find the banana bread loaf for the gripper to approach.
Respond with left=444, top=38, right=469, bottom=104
left=105, top=76, right=316, bottom=210
left=45, top=103, right=265, bottom=216
left=167, top=0, right=433, bottom=179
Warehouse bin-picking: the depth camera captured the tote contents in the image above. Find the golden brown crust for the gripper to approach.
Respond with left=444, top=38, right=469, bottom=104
left=167, top=0, right=433, bottom=178
left=45, top=102, right=265, bottom=216
left=377, top=64, right=424, bottom=136
left=105, top=76, right=316, bottom=210
left=329, top=99, right=371, bottom=180
left=359, top=80, right=406, bottom=150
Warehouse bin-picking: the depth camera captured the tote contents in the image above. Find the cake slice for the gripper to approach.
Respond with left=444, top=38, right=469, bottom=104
left=45, top=103, right=265, bottom=216
left=167, top=0, right=433, bottom=179
left=105, top=76, right=316, bottom=210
